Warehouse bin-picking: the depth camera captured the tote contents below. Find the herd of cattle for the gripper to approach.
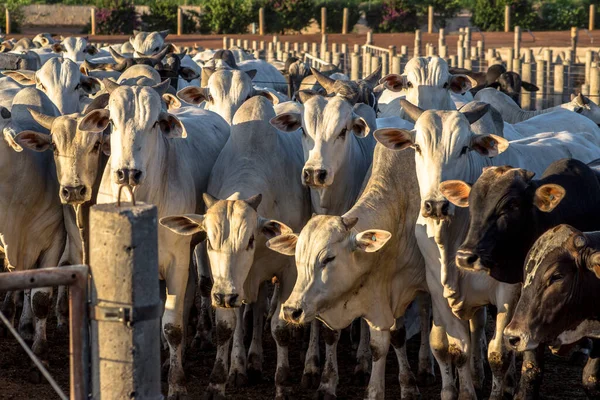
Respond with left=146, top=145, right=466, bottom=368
left=2, top=30, right=600, bottom=400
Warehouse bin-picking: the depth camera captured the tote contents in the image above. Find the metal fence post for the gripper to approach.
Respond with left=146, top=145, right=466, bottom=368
left=89, top=202, right=161, bottom=399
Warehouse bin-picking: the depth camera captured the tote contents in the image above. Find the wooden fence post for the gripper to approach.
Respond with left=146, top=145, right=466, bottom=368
left=504, top=5, right=510, bottom=33
left=521, top=57, right=533, bottom=110
left=535, top=59, right=547, bottom=110
left=321, top=7, right=327, bottom=34
left=5, top=9, right=10, bottom=35
left=89, top=202, right=161, bottom=399
left=514, top=26, right=521, bottom=59
left=177, top=7, right=183, bottom=36
left=571, top=27, right=578, bottom=57
left=428, top=6, right=434, bottom=34
left=591, top=4, right=596, bottom=32
left=414, top=29, right=421, bottom=57
left=590, top=63, right=600, bottom=105
left=351, top=52, right=360, bottom=80
left=90, top=8, right=96, bottom=36
left=259, top=7, right=265, bottom=35
left=553, top=62, right=565, bottom=106
left=342, top=8, right=349, bottom=34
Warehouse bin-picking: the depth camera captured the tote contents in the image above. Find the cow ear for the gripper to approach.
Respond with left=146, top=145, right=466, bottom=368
left=270, top=113, right=302, bottom=132
left=14, top=131, right=52, bottom=152
left=159, top=30, right=170, bottom=39
left=3, top=70, right=36, bottom=85
left=259, top=218, right=293, bottom=240
left=51, top=43, right=65, bottom=53
left=80, top=76, right=102, bottom=94
left=254, top=89, right=280, bottom=105
left=162, top=93, right=181, bottom=110
left=179, top=67, right=200, bottom=81
left=351, top=115, right=369, bottom=138
left=79, top=109, right=110, bottom=133
left=177, top=86, right=210, bottom=105
left=266, top=234, right=298, bottom=256
left=487, top=82, right=501, bottom=89
left=448, top=74, right=475, bottom=94
left=101, top=132, right=111, bottom=156
left=521, top=81, right=539, bottom=92
left=439, top=180, right=471, bottom=207
left=469, top=134, right=508, bottom=157
left=158, top=112, right=187, bottom=138
left=354, top=230, right=392, bottom=253
left=373, top=128, right=415, bottom=151
left=379, top=74, right=405, bottom=92
left=587, top=253, right=600, bottom=279
left=533, top=184, right=566, bottom=212
left=245, top=69, right=257, bottom=80
left=160, top=214, right=205, bottom=235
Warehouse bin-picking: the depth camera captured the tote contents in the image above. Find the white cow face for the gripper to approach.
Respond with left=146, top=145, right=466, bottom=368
left=3, top=58, right=101, bottom=115
left=270, top=94, right=371, bottom=188
left=52, top=37, right=98, bottom=62
left=13, top=112, right=109, bottom=205
left=379, top=57, right=475, bottom=119
left=80, top=85, right=185, bottom=188
left=129, top=30, right=169, bottom=56
left=160, top=195, right=291, bottom=308
left=267, top=215, right=391, bottom=329
left=374, top=102, right=506, bottom=220
left=177, top=69, right=274, bottom=125
left=567, top=93, right=600, bottom=126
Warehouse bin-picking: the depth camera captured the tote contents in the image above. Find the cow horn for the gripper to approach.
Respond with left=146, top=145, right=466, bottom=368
left=244, top=194, right=263, bottom=211
left=152, top=79, right=171, bottom=96
left=577, top=93, right=590, bottom=105
left=203, top=193, right=219, bottom=209
left=102, top=78, right=121, bottom=94
left=151, top=46, right=170, bottom=63
left=363, top=65, right=382, bottom=87
left=461, top=103, right=490, bottom=125
left=310, top=67, right=336, bottom=94
left=341, top=216, right=358, bottom=231
left=399, top=99, right=425, bottom=122
left=28, top=108, right=56, bottom=130
left=109, top=46, right=129, bottom=64
left=83, top=93, right=110, bottom=115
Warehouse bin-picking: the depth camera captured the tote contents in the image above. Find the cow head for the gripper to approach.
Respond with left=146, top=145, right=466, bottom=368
left=79, top=82, right=179, bottom=188
left=129, top=30, right=169, bottom=56
left=567, top=93, right=600, bottom=127
left=52, top=37, right=98, bottom=62
left=267, top=215, right=391, bottom=329
left=379, top=57, right=476, bottom=120
left=177, top=69, right=276, bottom=125
left=33, top=33, right=56, bottom=48
left=440, top=166, right=566, bottom=283
left=374, top=100, right=503, bottom=221
left=504, top=224, right=600, bottom=352
left=3, top=58, right=101, bottom=115
left=488, top=71, right=539, bottom=106
left=311, top=66, right=381, bottom=107
left=13, top=110, right=109, bottom=205
left=270, top=93, right=375, bottom=189
left=161, top=194, right=291, bottom=308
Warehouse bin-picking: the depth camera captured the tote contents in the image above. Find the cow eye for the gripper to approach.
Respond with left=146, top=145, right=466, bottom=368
left=575, top=107, right=584, bottom=114
left=206, top=239, right=213, bottom=250
left=247, top=235, right=255, bottom=250
left=83, top=48, right=87, bottom=53
left=74, top=83, right=81, bottom=91
left=300, top=127, right=306, bottom=136
left=92, top=141, right=101, bottom=152
left=407, top=82, right=413, bottom=88
left=322, top=256, right=335, bottom=267
left=154, top=47, right=160, bottom=52
left=460, top=146, right=469, bottom=156
left=207, top=95, right=214, bottom=103
left=443, top=82, right=449, bottom=89
left=413, top=144, right=421, bottom=154
left=339, top=128, right=347, bottom=139
left=549, top=272, right=564, bottom=285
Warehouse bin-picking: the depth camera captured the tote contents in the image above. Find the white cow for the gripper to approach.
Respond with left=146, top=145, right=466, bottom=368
left=161, top=96, right=311, bottom=399
left=267, top=143, right=429, bottom=400
left=51, top=37, right=99, bottom=62
left=126, top=30, right=170, bottom=56
left=83, top=84, right=229, bottom=398
left=475, top=87, right=600, bottom=125
left=2, top=57, right=101, bottom=114
left=374, top=102, right=600, bottom=399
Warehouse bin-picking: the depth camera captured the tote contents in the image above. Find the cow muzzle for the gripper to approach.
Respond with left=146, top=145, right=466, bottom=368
left=302, top=167, right=331, bottom=187
left=282, top=305, right=305, bottom=325
left=115, top=168, right=143, bottom=186
left=60, top=185, right=88, bottom=204
left=212, top=293, right=239, bottom=308
left=422, top=199, right=450, bottom=219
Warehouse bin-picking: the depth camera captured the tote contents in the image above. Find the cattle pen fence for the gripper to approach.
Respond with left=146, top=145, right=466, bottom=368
left=187, top=27, right=600, bottom=110
left=0, top=195, right=163, bottom=399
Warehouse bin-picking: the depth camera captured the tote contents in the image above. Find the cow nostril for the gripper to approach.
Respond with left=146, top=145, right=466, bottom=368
left=116, top=169, right=125, bottom=183
left=424, top=201, right=433, bottom=213
left=303, top=170, right=311, bottom=180
left=213, top=293, right=224, bottom=305
left=291, top=308, right=303, bottom=321
left=507, top=335, right=521, bottom=348
left=227, top=294, right=238, bottom=307
left=61, top=188, right=69, bottom=198
left=79, top=186, right=87, bottom=196
left=132, top=170, right=142, bottom=182
left=317, top=170, right=327, bottom=183
left=466, top=254, right=478, bottom=265
left=441, top=201, right=449, bottom=215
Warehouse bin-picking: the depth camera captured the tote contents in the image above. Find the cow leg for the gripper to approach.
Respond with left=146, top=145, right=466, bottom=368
left=1, top=291, right=16, bottom=338
left=354, top=318, right=371, bottom=385
left=29, top=286, right=52, bottom=383
left=391, top=318, right=420, bottom=400
left=469, top=307, right=487, bottom=396
left=514, top=347, right=544, bottom=400
left=415, top=292, right=435, bottom=385
left=163, top=262, right=189, bottom=400
left=271, top=303, right=292, bottom=400
left=205, top=308, right=235, bottom=399
left=247, top=283, right=267, bottom=384
left=302, top=319, right=321, bottom=389
left=17, top=291, right=33, bottom=343
left=193, top=243, right=213, bottom=350
left=430, top=302, right=457, bottom=400
left=55, top=285, right=69, bottom=335
left=265, top=280, right=279, bottom=330
left=317, top=326, right=340, bottom=399
left=583, top=339, right=600, bottom=397
left=228, top=306, right=247, bottom=387
left=364, top=328, right=390, bottom=400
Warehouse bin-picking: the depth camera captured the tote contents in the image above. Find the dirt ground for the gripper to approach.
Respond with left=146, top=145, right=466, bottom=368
left=9, top=31, right=600, bottom=54
left=0, top=304, right=590, bottom=400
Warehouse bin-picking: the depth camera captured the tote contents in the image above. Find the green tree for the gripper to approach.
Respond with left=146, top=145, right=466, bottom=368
left=259, top=0, right=316, bottom=34
left=200, top=0, right=254, bottom=34
left=468, top=0, right=538, bottom=31
left=316, top=0, right=362, bottom=33
left=143, top=0, right=201, bottom=33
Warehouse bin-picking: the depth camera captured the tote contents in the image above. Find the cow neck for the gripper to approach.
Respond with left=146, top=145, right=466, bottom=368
left=490, top=92, right=560, bottom=124
left=311, top=135, right=369, bottom=216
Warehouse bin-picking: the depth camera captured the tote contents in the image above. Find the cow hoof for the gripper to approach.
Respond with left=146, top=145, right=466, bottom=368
left=19, top=322, right=34, bottom=344
left=202, top=387, right=225, bottom=400
left=168, top=392, right=189, bottom=400
left=401, top=390, right=421, bottom=400
left=27, top=367, right=43, bottom=384
left=161, top=359, right=170, bottom=382
left=570, top=350, right=589, bottom=366
left=55, top=322, right=69, bottom=338
left=247, top=366, right=262, bottom=385
left=228, top=370, right=248, bottom=387
left=417, top=371, right=436, bottom=387
left=301, top=372, right=320, bottom=390
left=315, top=389, right=336, bottom=400
left=458, top=389, right=477, bottom=400
left=353, top=367, right=369, bottom=386
left=440, top=385, right=458, bottom=400
left=275, top=386, right=292, bottom=400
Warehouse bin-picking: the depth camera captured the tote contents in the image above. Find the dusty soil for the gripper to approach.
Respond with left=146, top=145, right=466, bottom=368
left=0, top=305, right=590, bottom=400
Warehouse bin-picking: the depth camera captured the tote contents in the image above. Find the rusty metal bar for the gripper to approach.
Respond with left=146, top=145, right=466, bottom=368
left=0, top=265, right=86, bottom=291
